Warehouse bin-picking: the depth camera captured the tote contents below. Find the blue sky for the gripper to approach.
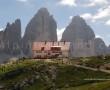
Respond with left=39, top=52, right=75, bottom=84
left=0, top=0, right=110, bottom=45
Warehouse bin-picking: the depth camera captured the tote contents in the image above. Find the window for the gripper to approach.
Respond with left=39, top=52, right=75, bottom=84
left=51, top=47, right=61, bottom=51
left=41, top=47, right=45, bottom=51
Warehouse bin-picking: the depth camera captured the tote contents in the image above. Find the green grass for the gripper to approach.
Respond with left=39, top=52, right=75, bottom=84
left=61, top=81, right=110, bottom=90
left=1, top=59, right=110, bottom=90
left=23, top=79, right=47, bottom=90
left=0, top=59, right=38, bottom=75
left=55, top=65, right=110, bottom=89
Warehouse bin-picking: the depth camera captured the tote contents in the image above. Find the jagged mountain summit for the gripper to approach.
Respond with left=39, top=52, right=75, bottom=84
left=108, top=45, right=110, bottom=54
left=61, top=16, right=108, bottom=57
left=0, top=8, right=109, bottom=63
left=94, top=38, right=108, bottom=56
left=0, top=19, right=22, bottom=63
left=22, top=8, right=57, bottom=56
left=0, top=19, right=21, bottom=55
left=61, top=16, right=95, bottom=42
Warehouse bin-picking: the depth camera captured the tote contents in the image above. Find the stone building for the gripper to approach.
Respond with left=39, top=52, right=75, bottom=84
left=32, top=41, right=70, bottom=58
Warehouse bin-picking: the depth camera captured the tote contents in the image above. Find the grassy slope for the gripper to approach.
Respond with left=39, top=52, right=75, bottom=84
left=0, top=59, right=110, bottom=90
left=61, top=81, right=110, bottom=90
left=25, top=65, right=110, bottom=90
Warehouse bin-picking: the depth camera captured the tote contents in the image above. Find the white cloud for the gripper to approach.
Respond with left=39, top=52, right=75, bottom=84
left=57, top=28, right=65, bottom=41
left=93, top=6, right=110, bottom=20
left=80, top=13, right=96, bottom=22
left=58, top=0, right=77, bottom=7
left=69, top=16, right=73, bottom=20
left=80, top=13, right=92, bottom=20
left=85, top=0, right=109, bottom=7
left=106, top=20, right=110, bottom=26
left=96, top=35, right=103, bottom=39
left=16, top=0, right=28, bottom=2
left=80, top=5, right=110, bottom=23
left=0, top=28, right=3, bottom=31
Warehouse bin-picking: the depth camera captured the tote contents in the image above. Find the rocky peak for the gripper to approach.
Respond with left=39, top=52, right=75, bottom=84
left=109, top=45, right=110, bottom=48
left=6, top=23, right=10, bottom=29
left=61, top=16, right=95, bottom=42
left=107, top=45, right=110, bottom=54
left=94, top=38, right=108, bottom=55
left=71, top=16, right=86, bottom=25
left=4, top=19, right=21, bottom=40
left=22, top=7, right=57, bottom=56
left=0, top=31, right=4, bottom=38
left=24, top=7, right=57, bottom=41
left=15, top=19, right=21, bottom=24
left=3, top=19, right=22, bottom=55
left=36, top=8, right=49, bottom=16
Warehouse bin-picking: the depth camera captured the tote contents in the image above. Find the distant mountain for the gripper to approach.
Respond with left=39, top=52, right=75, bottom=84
left=107, top=45, right=110, bottom=55
left=61, top=16, right=95, bottom=42
left=3, top=19, right=21, bottom=55
left=109, top=45, right=110, bottom=52
left=22, top=8, right=57, bottom=56
left=0, top=8, right=109, bottom=62
left=0, top=19, right=21, bottom=63
left=61, top=16, right=95, bottom=57
left=0, top=19, right=21, bottom=54
left=61, top=16, right=108, bottom=57
left=94, top=38, right=108, bottom=56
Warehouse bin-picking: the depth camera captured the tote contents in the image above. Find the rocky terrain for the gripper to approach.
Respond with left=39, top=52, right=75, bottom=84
left=61, top=16, right=108, bottom=57
left=108, top=45, right=110, bottom=54
left=61, top=16, right=95, bottom=42
left=0, top=19, right=22, bottom=62
left=22, top=8, right=57, bottom=56
left=3, top=19, right=21, bottom=55
left=94, top=38, right=108, bottom=56
left=0, top=8, right=109, bottom=62
left=0, top=8, right=58, bottom=62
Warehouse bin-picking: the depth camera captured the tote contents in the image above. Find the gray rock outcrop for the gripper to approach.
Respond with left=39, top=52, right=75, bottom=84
left=22, top=8, right=57, bottom=56
left=94, top=38, right=108, bottom=56
left=61, top=16, right=95, bottom=42
left=61, top=16, right=96, bottom=57
left=108, top=45, right=110, bottom=55
left=0, top=8, right=109, bottom=61
left=0, top=19, right=21, bottom=63
left=61, top=16, right=110, bottom=57
left=0, top=31, right=4, bottom=53
left=3, top=19, right=21, bottom=55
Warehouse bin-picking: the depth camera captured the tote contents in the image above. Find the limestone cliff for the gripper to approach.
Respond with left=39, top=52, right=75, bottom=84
left=94, top=38, right=108, bottom=56
left=22, top=8, right=57, bottom=56
left=61, top=16, right=95, bottom=57
left=61, top=16, right=95, bottom=42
